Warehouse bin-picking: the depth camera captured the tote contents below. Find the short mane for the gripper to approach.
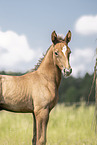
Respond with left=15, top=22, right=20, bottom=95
left=30, top=45, right=51, bottom=72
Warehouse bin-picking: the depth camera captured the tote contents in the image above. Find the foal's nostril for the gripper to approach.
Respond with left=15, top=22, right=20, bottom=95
left=70, top=68, right=72, bottom=74
left=63, top=68, right=72, bottom=76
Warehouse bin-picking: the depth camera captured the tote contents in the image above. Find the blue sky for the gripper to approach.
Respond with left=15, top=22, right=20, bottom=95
left=0, top=0, right=97, bottom=77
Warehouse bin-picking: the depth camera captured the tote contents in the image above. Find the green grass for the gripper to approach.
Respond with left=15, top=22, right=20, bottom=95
left=0, top=104, right=97, bottom=145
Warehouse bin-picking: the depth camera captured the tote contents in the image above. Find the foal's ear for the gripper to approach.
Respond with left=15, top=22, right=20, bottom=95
left=51, top=31, right=59, bottom=44
left=64, top=30, right=71, bottom=44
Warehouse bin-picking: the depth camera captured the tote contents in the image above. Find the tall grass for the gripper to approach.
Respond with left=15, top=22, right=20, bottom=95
left=0, top=104, right=97, bottom=145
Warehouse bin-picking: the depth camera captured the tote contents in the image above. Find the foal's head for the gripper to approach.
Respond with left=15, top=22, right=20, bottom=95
left=51, top=30, right=72, bottom=78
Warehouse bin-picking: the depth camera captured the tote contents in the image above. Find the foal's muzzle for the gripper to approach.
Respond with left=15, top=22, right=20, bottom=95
left=62, top=68, right=72, bottom=78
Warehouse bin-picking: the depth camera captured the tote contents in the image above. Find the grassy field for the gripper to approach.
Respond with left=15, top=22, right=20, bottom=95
left=0, top=104, right=97, bottom=145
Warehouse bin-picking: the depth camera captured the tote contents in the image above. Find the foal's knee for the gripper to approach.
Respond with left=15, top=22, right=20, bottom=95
left=37, top=137, right=46, bottom=145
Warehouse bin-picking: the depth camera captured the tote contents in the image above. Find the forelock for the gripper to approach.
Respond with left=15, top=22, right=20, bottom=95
left=57, top=35, right=64, bottom=41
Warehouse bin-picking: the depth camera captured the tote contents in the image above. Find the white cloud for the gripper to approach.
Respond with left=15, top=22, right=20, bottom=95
left=0, top=30, right=42, bottom=71
left=70, top=48, right=95, bottom=77
left=75, top=15, right=97, bottom=35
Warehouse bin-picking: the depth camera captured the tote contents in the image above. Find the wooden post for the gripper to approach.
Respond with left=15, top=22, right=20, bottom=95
left=95, top=48, right=97, bottom=133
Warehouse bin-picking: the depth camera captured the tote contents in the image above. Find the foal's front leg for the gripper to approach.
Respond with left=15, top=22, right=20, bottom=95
left=32, top=113, right=36, bottom=145
left=35, top=108, right=49, bottom=145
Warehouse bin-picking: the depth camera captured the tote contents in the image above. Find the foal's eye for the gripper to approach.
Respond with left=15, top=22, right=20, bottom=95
left=55, top=52, right=58, bottom=56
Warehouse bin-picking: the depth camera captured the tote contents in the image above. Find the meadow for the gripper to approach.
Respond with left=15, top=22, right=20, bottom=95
left=0, top=103, right=97, bottom=145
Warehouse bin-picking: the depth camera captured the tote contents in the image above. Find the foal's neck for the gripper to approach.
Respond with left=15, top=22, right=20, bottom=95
left=37, top=45, right=61, bottom=88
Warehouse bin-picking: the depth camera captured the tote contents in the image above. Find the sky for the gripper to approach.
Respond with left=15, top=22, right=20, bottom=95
left=0, top=0, right=97, bottom=77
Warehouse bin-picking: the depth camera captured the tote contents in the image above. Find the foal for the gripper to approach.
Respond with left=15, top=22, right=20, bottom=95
left=0, top=30, right=72, bottom=145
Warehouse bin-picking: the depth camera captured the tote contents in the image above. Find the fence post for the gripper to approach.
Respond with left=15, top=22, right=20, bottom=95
left=95, top=48, right=97, bottom=133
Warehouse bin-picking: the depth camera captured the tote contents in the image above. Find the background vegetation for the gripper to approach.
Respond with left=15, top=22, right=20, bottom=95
left=59, top=73, right=95, bottom=103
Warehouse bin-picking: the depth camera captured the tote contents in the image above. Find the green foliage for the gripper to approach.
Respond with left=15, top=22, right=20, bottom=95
left=0, top=71, right=23, bottom=76
left=64, top=86, right=78, bottom=102
left=59, top=73, right=95, bottom=103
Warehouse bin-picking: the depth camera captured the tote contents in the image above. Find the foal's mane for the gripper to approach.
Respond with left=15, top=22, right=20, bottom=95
left=30, top=45, right=51, bottom=72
